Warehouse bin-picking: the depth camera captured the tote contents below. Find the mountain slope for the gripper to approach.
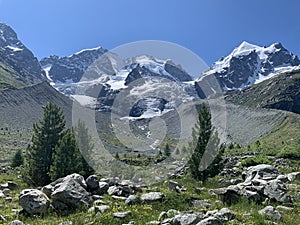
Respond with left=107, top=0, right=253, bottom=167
left=0, top=23, right=45, bottom=89
left=0, top=82, right=72, bottom=128
left=225, top=66, right=300, bottom=114
left=197, top=41, right=300, bottom=91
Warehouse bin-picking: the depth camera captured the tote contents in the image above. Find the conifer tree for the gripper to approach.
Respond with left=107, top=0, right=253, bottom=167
left=188, top=103, right=212, bottom=181
left=25, top=103, right=65, bottom=186
left=74, top=120, right=95, bottom=178
left=11, top=149, right=24, bottom=167
left=50, top=128, right=82, bottom=180
left=164, top=143, right=171, bottom=157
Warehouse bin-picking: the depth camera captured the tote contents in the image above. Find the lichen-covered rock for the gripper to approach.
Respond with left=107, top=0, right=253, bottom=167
left=19, top=189, right=50, bottom=215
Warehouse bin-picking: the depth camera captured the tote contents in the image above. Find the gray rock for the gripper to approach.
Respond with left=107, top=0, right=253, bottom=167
left=168, top=180, right=183, bottom=192
left=86, top=175, right=99, bottom=190
left=276, top=205, right=293, bottom=212
left=287, top=172, right=300, bottom=182
left=5, top=196, right=12, bottom=202
left=63, top=173, right=87, bottom=189
left=173, top=212, right=201, bottom=225
left=243, top=164, right=279, bottom=182
left=125, top=195, right=140, bottom=205
left=122, top=221, right=135, bottom=225
left=8, top=220, right=25, bottom=225
left=1, top=181, right=18, bottom=190
left=192, top=200, right=213, bottom=209
left=210, top=188, right=240, bottom=205
left=2, top=188, right=10, bottom=196
left=97, top=205, right=110, bottom=214
left=19, top=189, right=50, bottom=215
left=58, top=221, right=73, bottom=225
left=0, top=191, right=4, bottom=198
left=264, top=180, right=291, bottom=203
left=107, top=186, right=122, bottom=196
left=196, top=216, right=222, bottom=225
left=52, top=200, right=69, bottom=211
left=214, top=208, right=235, bottom=222
left=51, top=178, right=92, bottom=209
left=113, top=211, right=131, bottom=218
left=158, top=211, right=168, bottom=221
left=42, top=184, right=54, bottom=198
left=276, top=175, right=289, bottom=183
left=92, top=181, right=109, bottom=195
left=141, top=192, right=164, bottom=203
left=259, top=206, right=282, bottom=221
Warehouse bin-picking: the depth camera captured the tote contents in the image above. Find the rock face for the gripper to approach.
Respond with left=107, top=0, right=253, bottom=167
left=0, top=22, right=44, bottom=88
left=198, top=41, right=300, bottom=91
left=40, top=47, right=107, bottom=83
left=19, top=189, right=50, bottom=215
left=51, top=176, right=92, bottom=209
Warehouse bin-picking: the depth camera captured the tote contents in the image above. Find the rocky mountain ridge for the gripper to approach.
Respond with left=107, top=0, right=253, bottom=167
left=0, top=23, right=45, bottom=89
left=197, top=41, right=300, bottom=91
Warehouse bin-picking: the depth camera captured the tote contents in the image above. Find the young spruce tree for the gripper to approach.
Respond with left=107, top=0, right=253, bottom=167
left=74, top=120, right=95, bottom=178
left=188, top=103, right=223, bottom=182
left=50, top=128, right=82, bottom=180
left=25, top=103, right=65, bottom=186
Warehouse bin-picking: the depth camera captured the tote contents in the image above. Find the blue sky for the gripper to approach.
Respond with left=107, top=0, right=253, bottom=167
left=0, top=0, right=299, bottom=66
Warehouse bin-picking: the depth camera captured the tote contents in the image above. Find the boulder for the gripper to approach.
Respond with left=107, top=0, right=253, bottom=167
left=243, top=164, right=279, bottom=182
left=113, top=211, right=131, bottom=218
left=258, top=205, right=282, bottom=221
left=19, top=189, right=50, bottom=215
left=173, top=212, right=201, bottom=225
left=140, top=192, right=164, bottom=203
left=168, top=180, right=185, bottom=192
left=196, top=216, right=222, bottom=225
left=287, top=172, right=300, bottom=182
left=107, top=186, right=122, bottom=196
left=51, top=178, right=92, bottom=209
left=63, top=173, right=87, bottom=189
left=263, top=180, right=291, bottom=203
left=8, top=220, right=25, bottom=225
left=42, top=184, right=54, bottom=198
left=125, top=195, right=140, bottom=205
left=86, top=175, right=99, bottom=191
left=209, top=188, right=240, bottom=205
left=92, top=181, right=109, bottom=195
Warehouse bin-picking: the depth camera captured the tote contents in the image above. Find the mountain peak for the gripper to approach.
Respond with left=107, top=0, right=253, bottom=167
left=198, top=41, right=300, bottom=91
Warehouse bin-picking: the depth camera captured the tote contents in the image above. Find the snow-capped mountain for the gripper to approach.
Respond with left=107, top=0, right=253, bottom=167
left=197, top=41, right=300, bottom=90
left=40, top=46, right=107, bottom=84
left=0, top=22, right=45, bottom=87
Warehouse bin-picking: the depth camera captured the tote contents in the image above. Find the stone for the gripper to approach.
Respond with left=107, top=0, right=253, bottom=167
left=5, top=196, right=12, bottom=202
left=276, top=205, right=293, bottom=212
left=214, top=208, right=235, bottom=222
left=86, top=175, right=99, bottom=191
left=2, top=188, right=10, bottom=195
left=287, top=172, right=300, bottom=182
left=113, top=211, right=131, bottom=218
left=243, top=164, right=279, bottom=182
left=8, top=220, right=25, bottom=225
left=92, top=181, right=109, bottom=195
left=0, top=191, right=4, bottom=198
left=51, top=178, right=92, bottom=209
left=259, top=206, right=282, bottom=221
left=125, top=195, right=140, bottom=205
left=140, top=192, right=164, bottom=203
left=210, top=188, right=240, bottom=205
left=107, top=186, right=122, bottom=196
left=41, top=184, right=54, bottom=198
left=276, top=175, right=289, bottom=183
left=158, top=211, right=167, bottom=221
left=122, top=221, right=135, bottom=225
left=168, top=180, right=183, bottom=192
left=263, top=180, right=291, bottom=203
left=192, top=200, right=213, bottom=209
left=1, top=181, right=18, bottom=190
left=63, top=173, right=87, bottom=189
left=52, top=200, right=69, bottom=211
left=58, top=221, right=73, bottom=225
left=19, top=189, right=50, bottom=215
left=173, top=212, right=201, bottom=225
left=97, top=205, right=110, bottom=214
left=196, top=216, right=222, bottom=225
